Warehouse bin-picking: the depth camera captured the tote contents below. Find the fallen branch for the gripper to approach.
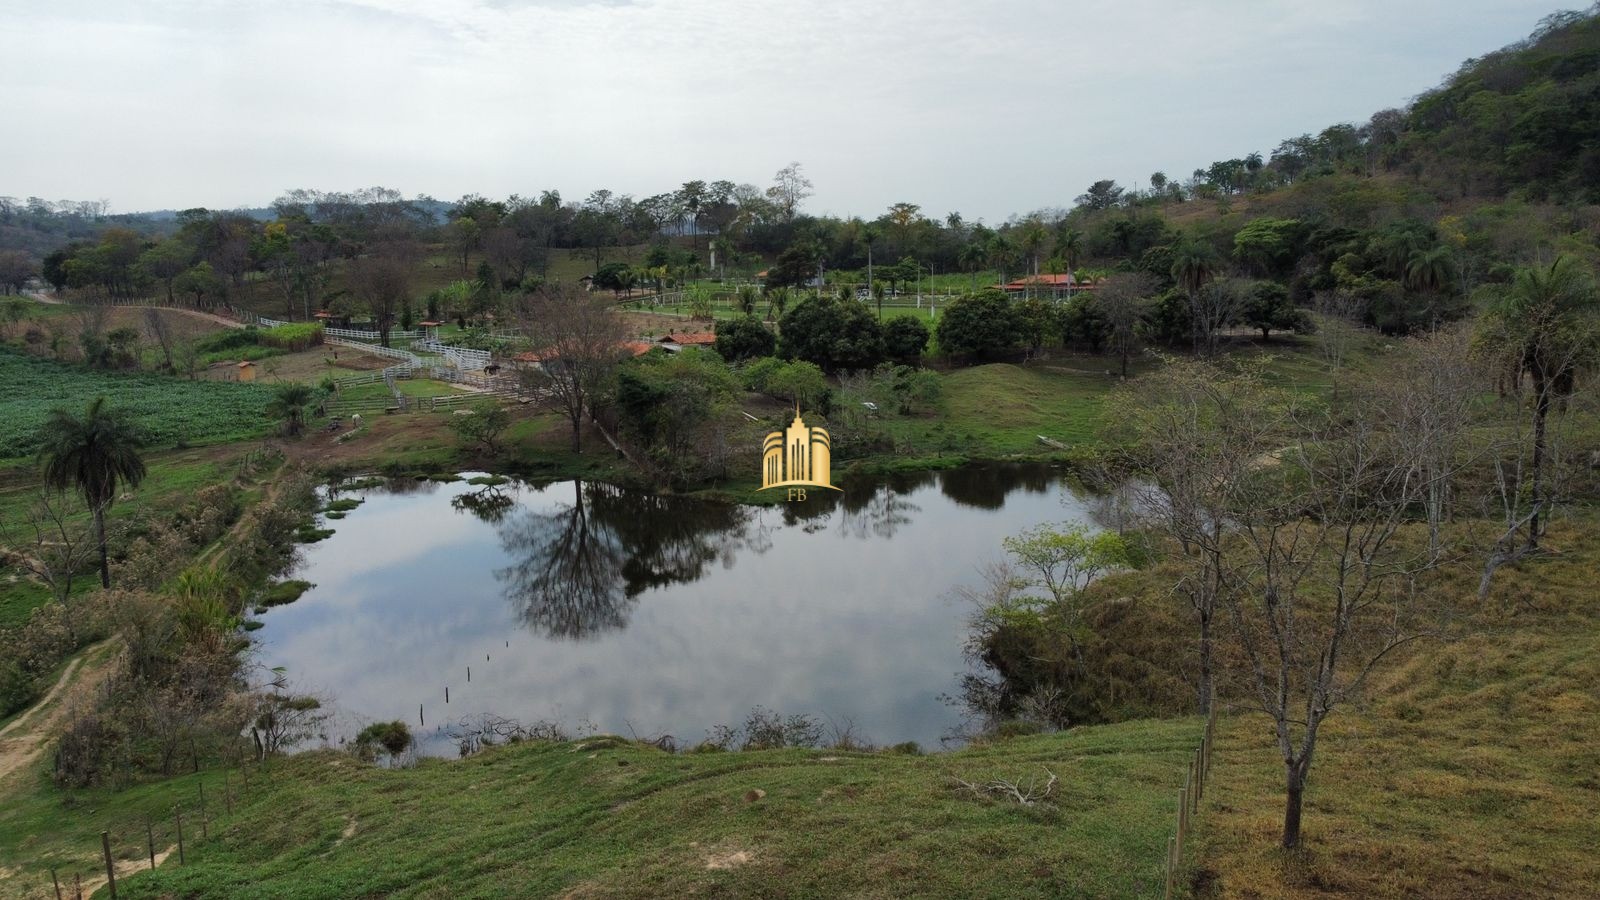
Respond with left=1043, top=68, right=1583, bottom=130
left=951, top=767, right=1059, bottom=805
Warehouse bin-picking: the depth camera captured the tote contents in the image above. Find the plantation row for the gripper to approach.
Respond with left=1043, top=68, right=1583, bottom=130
left=0, top=347, right=274, bottom=458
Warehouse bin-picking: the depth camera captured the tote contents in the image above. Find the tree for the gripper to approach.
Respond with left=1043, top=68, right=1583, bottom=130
left=266, top=383, right=315, bottom=436
left=936, top=289, right=1021, bottom=361
left=1476, top=256, right=1600, bottom=556
left=173, top=262, right=224, bottom=308
left=1170, top=240, right=1222, bottom=354
left=1231, top=218, right=1304, bottom=278
left=765, top=241, right=822, bottom=290
left=1096, top=272, right=1155, bottom=376
left=1075, top=180, right=1125, bottom=210
left=1240, top=281, right=1312, bottom=341
left=766, top=162, right=813, bottom=221
left=883, top=316, right=930, bottom=366
left=143, top=307, right=176, bottom=371
left=348, top=244, right=416, bottom=347
left=449, top=399, right=512, bottom=454
left=714, top=315, right=776, bottom=362
left=778, top=294, right=884, bottom=372
left=517, top=286, right=627, bottom=452
left=0, top=488, right=96, bottom=628
left=1109, top=361, right=1283, bottom=716
left=37, top=397, right=148, bottom=588
left=0, top=250, right=39, bottom=295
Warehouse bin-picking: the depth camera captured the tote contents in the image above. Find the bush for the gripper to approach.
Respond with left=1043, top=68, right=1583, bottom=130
left=883, top=316, right=930, bottom=365
left=778, top=295, right=884, bottom=372
left=354, top=720, right=413, bottom=760
left=713, top=315, right=776, bottom=362
left=259, top=323, right=325, bottom=352
left=936, top=289, right=1022, bottom=361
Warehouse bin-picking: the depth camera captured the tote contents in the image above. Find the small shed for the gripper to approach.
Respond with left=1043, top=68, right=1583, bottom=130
left=237, top=361, right=257, bottom=382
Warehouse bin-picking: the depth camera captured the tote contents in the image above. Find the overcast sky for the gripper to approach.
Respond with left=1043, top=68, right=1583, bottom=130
left=0, top=0, right=1565, bottom=221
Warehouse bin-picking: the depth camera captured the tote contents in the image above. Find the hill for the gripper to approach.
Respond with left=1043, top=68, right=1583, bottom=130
left=1, top=720, right=1204, bottom=899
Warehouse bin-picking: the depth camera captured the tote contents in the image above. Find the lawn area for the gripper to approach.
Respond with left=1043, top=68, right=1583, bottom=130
left=335, top=378, right=470, bottom=403
left=861, top=363, right=1112, bottom=459
left=0, top=347, right=273, bottom=462
left=0, top=717, right=1210, bottom=900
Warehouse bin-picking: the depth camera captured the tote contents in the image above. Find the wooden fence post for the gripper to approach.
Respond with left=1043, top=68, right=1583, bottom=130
left=100, top=831, right=117, bottom=899
left=74, top=872, right=82, bottom=900
left=176, top=810, right=185, bottom=865
left=199, top=782, right=208, bottom=840
left=1164, top=835, right=1175, bottom=899
left=50, top=867, right=61, bottom=900
left=147, top=820, right=155, bottom=869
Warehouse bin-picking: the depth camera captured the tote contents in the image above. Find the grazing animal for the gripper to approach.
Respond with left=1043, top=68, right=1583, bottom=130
left=351, top=413, right=362, bottom=428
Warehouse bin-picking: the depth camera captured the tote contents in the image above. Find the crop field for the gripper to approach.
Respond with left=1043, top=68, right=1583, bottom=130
left=0, top=348, right=274, bottom=461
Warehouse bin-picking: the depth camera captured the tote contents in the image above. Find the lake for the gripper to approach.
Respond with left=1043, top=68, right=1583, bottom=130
left=255, top=464, right=1106, bottom=755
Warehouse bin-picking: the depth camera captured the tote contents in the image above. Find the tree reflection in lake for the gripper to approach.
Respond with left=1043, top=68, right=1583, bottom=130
left=452, top=485, right=516, bottom=523
left=495, top=480, right=758, bottom=639
left=938, top=463, right=1056, bottom=510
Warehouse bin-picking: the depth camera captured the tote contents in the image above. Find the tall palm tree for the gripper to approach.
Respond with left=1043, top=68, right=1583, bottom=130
left=267, top=382, right=316, bottom=436
left=1170, top=240, right=1221, bottom=354
left=38, top=397, right=147, bottom=588
left=1054, top=227, right=1085, bottom=298
left=861, top=224, right=880, bottom=296
left=1019, top=220, right=1049, bottom=296
left=987, top=235, right=1018, bottom=286
left=1482, top=256, right=1600, bottom=550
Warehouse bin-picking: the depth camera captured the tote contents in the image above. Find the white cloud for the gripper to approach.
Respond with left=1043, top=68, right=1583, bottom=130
left=0, top=0, right=1558, bottom=219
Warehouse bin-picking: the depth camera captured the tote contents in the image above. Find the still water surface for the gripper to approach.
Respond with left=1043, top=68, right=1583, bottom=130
left=257, top=465, right=1102, bottom=755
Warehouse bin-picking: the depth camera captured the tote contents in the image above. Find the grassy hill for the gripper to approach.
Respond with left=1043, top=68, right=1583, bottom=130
left=0, top=719, right=1205, bottom=899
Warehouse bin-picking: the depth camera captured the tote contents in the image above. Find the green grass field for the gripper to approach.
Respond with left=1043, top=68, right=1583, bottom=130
left=0, top=717, right=1208, bottom=899
left=0, top=347, right=273, bottom=462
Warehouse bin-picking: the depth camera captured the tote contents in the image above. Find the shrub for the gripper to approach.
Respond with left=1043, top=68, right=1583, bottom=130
left=714, top=315, right=776, bottom=362
left=937, top=289, right=1021, bottom=361
left=258, top=323, right=325, bottom=352
left=883, top=316, right=930, bottom=365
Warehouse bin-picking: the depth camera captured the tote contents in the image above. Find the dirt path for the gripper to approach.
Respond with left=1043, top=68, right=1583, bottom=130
left=24, top=290, right=245, bottom=330
left=80, top=845, right=177, bottom=899
left=0, top=641, right=117, bottom=784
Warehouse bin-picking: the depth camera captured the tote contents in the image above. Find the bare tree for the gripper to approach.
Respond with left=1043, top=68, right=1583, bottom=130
left=1193, top=279, right=1247, bottom=356
left=1221, top=392, right=1446, bottom=849
left=1110, top=360, right=1285, bottom=715
left=143, top=307, right=175, bottom=371
left=348, top=242, right=417, bottom=347
left=1096, top=272, right=1154, bottom=377
left=1311, top=290, right=1365, bottom=382
left=0, top=488, right=97, bottom=634
left=515, top=285, right=626, bottom=453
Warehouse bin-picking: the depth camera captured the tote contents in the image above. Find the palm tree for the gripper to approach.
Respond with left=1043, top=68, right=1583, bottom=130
left=958, top=242, right=986, bottom=293
left=38, top=397, right=147, bottom=588
left=1054, top=227, right=1084, bottom=297
left=861, top=224, right=880, bottom=297
left=1406, top=245, right=1454, bottom=326
left=1170, top=240, right=1222, bottom=354
left=987, top=235, right=1018, bottom=286
left=268, top=382, right=316, bottom=436
left=1018, top=220, right=1049, bottom=296
left=1482, top=256, right=1600, bottom=550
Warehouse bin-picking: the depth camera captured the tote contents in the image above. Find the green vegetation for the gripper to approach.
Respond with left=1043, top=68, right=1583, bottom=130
left=259, top=579, right=313, bottom=607
left=89, top=720, right=1202, bottom=899
left=0, top=347, right=271, bottom=461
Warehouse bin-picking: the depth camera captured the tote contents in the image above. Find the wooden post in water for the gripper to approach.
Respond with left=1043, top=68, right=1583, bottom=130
left=445, top=686, right=449, bottom=703
left=467, top=667, right=470, bottom=682
left=420, top=704, right=425, bottom=727
left=100, top=831, right=117, bottom=899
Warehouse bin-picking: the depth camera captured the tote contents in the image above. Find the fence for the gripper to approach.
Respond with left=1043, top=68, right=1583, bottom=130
left=414, top=339, right=491, bottom=371
left=33, top=764, right=261, bottom=899
left=326, top=326, right=423, bottom=341
left=1163, top=707, right=1219, bottom=899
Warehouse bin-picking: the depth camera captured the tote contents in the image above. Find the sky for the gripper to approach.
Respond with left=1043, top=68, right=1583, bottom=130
left=0, top=0, right=1568, bottom=222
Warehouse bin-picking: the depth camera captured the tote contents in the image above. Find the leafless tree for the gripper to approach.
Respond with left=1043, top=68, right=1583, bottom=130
left=1311, top=290, right=1365, bottom=382
left=1096, top=272, right=1154, bottom=377
left=348, top=242, right=417, bottom=347
left=514, top=284, right=626, bottom=452
left=1193, top=278, right=1247, bottom=356
left=1109, top=359, right=1285, bottom=714
left=143, top=307, right=175, bottom=371
left=0, top=488, right=97, bottom=634
left=1221, top=393, right=1446, bottom=849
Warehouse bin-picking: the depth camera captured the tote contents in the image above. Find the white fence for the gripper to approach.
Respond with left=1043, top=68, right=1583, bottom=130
left=414, top=339, right=491, bottom=371
left=327, top=326, right=423, bottom=341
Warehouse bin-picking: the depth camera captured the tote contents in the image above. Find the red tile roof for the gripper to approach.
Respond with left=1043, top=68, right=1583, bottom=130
left=660, top=331, right=717, bottom=345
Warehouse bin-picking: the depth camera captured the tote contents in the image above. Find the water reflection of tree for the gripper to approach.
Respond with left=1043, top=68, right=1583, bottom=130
left=938, top=464, right=1054, bottom=510
left=496, top=480, right=755, bottom=640
left=452, top=486, right=515, bottom=523
left=835, top=472, right=931, bottom=539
